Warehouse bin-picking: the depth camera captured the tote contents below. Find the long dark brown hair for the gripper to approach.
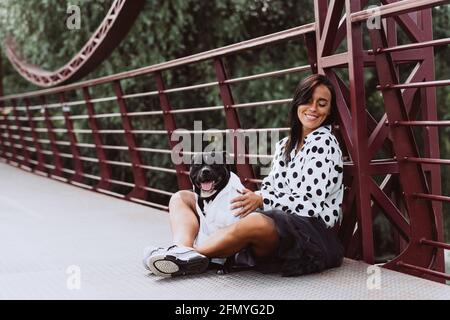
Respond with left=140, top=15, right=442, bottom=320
left=284, top=74, right=337, bottom=161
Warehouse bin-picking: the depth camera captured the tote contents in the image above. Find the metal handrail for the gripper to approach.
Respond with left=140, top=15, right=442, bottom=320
left=413, top=193, right=450, bottom=203
left=0, top=23, right=315, bottom=101
left=377, top=79, right=450, bottom=90
left=351, top=0, right=447, bottom=22
left=394, top=120, right=450, bottom=126
left=368, top=38, right=450, bottom=54
left=397, top=261, right=450, bottom=281
left=404, top=157, right=450, bottom=165
left=420, top=238, right=450, bottom=251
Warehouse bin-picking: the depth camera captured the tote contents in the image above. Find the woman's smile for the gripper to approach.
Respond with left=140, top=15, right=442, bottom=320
left=304, top=113, right=319, bottom=122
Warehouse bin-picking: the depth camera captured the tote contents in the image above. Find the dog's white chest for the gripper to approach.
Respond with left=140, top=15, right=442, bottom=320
left=195, top=173, right=243, bottom=246
left=201, top=195, right=239, bottom=227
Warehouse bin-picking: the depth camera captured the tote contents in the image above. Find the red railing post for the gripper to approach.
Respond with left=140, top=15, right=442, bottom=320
left=304, top=32, right=318, bottom=74
left=40, top=96, right=63, bottom=177
left=112, top=80, right=147, bottom=200
left=155, top=72, right=192, bottom=190
left=0, top=113, right=6, bottom=160
left=368, top=20, right=437, bottom=279
left=419, top=7, right=444, bottom=275
left=345, top=0, right=374, bottom=264
left=214, top=57, right=256, bottom=190
left=3, top=105, right=18, bottom=164
left=82, top=87, right=111, bottom=190
left=59, top=93, right=84, bottom=183
left=0, top=110, right=11, bottom=162
left=0, top=54, right=4, bottom=161
left=24, top=98, right=47, bottom=174
left=11, top=99, right=31, bottom=168
left=0, top=54, right=3, bottom=108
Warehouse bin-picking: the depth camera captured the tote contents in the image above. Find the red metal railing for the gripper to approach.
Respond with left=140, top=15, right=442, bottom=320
left=0, top=23, right=315, bottom=211
left=0, top=0, right=449, bottom=283
left=361, top=0, right=449, bottom=282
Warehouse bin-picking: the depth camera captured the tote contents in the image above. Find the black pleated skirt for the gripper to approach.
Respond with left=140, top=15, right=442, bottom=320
left=255, top=209, right=344, bottom=277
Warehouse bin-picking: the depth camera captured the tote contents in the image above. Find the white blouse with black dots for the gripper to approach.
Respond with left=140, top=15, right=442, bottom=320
left=260, top=124, right=344, bottom=228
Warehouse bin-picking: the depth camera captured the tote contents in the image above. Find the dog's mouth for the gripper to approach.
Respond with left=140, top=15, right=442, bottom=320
left=200, top=181, right=215, bottom=192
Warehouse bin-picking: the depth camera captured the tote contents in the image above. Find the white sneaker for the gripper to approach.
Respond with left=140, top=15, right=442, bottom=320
left=144, top=245, right=209, bottom=277
left=143, top=246, right=165, bottom=273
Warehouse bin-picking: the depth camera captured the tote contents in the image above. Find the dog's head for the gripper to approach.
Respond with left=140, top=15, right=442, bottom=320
left=189, top=152, right=231, bottom=199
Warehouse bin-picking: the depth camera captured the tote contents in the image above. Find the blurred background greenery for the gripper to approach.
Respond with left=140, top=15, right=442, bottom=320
left=0, top=0, right=448, bottom=261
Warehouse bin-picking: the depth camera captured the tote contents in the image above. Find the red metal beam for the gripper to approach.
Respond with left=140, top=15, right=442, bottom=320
left=351, top=0, right=448, bottom=23
left=317, top=0, right=346, bottom=59
left=369, top=178, right=410, bottom=240
left=369, top=21, right=437, bottom=275
left=40, top=96, right=63, bottom=177
left=346, top=0, right=374, bottom=263
left=23, top=98, right=47, bottom=173
left=155, top=72, right=192, bottom=190
left=420, top=238, right=450, bottom=250
left=304, top=33, right=318, bottom=74
left=214, top=58, right=256, bottom=190
left=2, top=111, right=17, bottom=164
left=82, top=87, right=111, bottom=190
left=380, top=0, right=428, bottom=43
left=112, top=81, right=147, bottom=200
left=0, top=111, right=8, bottom=161
left=395, top=120, right=450, bottom=126
left=11, top=99, right=31, bottom=168
left=326, top=71, right=354, bottom=156
left=59, top=93, right=84, bottom=183
left=397, top=261, right=450, bottom=281
left=404, top=157, right=450, bottom=165
left=377, top=79, right=450, bottom=90
left=338, top=178, right=358, bottom=251
left=368, top=38, right=450, bottom=54
left=368, top=62, right=425, bottom=159
left=413, top=193, right=450, bottom=203
left=0, top=54, right=3, bottom=108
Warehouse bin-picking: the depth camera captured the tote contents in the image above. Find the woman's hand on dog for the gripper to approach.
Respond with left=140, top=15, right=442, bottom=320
left=230, top=188, right=263, bottom=217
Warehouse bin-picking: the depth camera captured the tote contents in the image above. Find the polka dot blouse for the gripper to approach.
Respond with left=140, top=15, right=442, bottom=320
left=260, top=125, right=344, bottom=228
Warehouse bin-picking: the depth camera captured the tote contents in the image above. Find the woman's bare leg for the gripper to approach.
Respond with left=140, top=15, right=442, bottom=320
left=168, top=190, right=199, bottom=247
left=195, top=212, right=279, bottom=258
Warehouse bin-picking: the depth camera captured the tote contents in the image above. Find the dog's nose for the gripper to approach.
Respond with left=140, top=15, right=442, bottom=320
left=200, top=167, right=212, bottom=177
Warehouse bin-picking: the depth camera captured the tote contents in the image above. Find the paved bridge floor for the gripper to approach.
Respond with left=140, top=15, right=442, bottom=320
left=1, top=161, right=449, bottom=300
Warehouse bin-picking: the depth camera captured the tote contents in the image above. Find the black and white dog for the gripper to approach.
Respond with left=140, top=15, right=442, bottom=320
left=189, top=152, right=244, bottom=246
left=189, top=151, right=256, bottom=272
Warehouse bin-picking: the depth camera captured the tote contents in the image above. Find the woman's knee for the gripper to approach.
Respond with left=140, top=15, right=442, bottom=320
left=169, top=190, right=195, bottom=209
left=234, top=212, right=277, bottom=240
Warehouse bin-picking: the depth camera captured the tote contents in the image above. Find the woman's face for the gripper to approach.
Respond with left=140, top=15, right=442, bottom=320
left=297, top=84, right=332, bottom=135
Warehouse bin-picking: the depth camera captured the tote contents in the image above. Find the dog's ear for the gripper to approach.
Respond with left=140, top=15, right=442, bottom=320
left=189, top=155, right=201, bottom=194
